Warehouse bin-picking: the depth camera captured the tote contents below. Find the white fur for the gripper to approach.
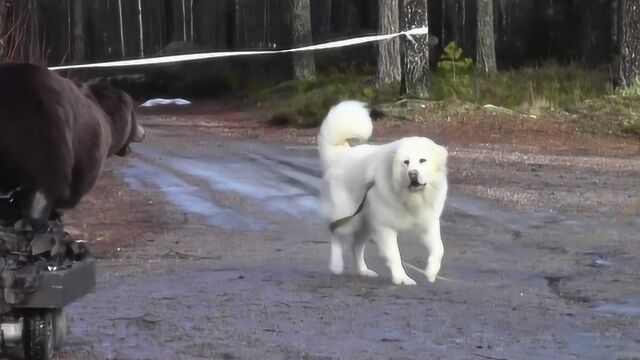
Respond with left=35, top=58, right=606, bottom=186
left=318, top=101, right=448, bottom=285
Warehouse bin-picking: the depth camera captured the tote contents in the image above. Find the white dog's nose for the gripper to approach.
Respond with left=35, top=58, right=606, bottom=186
left=408, top=170, right=419, bottom=180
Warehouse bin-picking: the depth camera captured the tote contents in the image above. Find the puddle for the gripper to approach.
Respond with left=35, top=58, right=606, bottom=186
left=165, top=158, right=319, bottom=215
left=120, top=159, right=262, bottom=230
left=134, top=144, right=320, bottom=217
left=593, top=295, right=640, bottom=317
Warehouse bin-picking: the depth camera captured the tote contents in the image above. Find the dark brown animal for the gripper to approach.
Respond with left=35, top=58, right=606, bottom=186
left=0, top=63, right=145, bottom=230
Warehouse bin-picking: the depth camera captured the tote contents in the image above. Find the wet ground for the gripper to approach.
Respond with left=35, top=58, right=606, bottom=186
left=24, top=104, right=640, bottom=360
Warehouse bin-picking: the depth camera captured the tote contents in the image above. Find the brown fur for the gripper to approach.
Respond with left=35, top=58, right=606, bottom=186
left=0, top=63, right=142, bottom=218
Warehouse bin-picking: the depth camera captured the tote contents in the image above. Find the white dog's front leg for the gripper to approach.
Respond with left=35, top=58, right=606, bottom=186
left=421, top=221, right=444, bottom=283
left=374, top=227, right=416, bottom=285
left=329, top=235, right=345, bottom=275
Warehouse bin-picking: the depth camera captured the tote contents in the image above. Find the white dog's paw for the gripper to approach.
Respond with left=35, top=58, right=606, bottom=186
left=358, top=268, right=378, bottom=278
left=426, top=263, right=441, bottom=283
left=329, top=262, right=344, bottom=275
left=392, top=275, right=417, bottom=286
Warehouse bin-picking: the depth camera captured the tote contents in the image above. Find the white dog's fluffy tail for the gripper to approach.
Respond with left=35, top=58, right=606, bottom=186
left=318, top=100, right=372, bottom=162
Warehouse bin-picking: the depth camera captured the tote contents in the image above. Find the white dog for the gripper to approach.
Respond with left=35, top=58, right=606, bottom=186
left=318, top=101, right=448, bottom=285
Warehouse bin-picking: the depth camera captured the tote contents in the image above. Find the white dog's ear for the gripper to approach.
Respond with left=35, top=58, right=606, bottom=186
left=434, top=146, right=448, bottom=173
left=436, top=144, right=448, bottom=164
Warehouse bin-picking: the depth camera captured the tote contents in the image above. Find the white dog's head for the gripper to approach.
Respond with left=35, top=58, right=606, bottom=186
left=391, top=137, right=448, bottom=194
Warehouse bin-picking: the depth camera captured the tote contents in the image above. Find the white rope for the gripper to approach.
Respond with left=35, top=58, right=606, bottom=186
left=49, top=26, right=428, bottom=71
left=403, top=261, right=507, bottom=287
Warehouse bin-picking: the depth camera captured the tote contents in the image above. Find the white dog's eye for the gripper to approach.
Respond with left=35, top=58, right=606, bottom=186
left=403, top=160, right=409, bottom=165
left=419, top=159, right=426, bottom=163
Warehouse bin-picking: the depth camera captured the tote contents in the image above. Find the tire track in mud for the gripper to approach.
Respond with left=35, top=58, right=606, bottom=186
left=246, top=153, right=322, bottom=196
left=119, top=143, right=322, bottom=231
left=119, top=156, right=261, bottom=230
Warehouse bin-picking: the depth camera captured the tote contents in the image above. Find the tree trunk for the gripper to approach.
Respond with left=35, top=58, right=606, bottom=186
left=193, top=0, right=229, bottom=49
left=117, top=0, right=126, bottom=57
left=189, top=0, right=194, bottom=42
left=401, top=0, right=430, bottom=98
left=181, top=0, right=186, bottom=41
left=234, top=0, right=243, bottom=47
left=376, top=0, right=401, bottom=85
left=25, top=0, right=41, bottom=63
left=72, top=0, right=84, bottom=62
left=137, top=0, right=144, bottom=56
left=0, top=0, right=6, bottom=60
left=619, top=0, right=640, bottom=86
left=313, top=0, right=332, bottom=42
left=140, top=0, right=165, bottom=56
left=291, top=0, right=316, bottom=80
left=476, top=0, right=497, bottom=74
left=0, top=1, right=4, bottom=31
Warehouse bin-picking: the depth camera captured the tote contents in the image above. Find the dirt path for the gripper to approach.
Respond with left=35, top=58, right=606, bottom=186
left=40, top=103, right=640, bottom=360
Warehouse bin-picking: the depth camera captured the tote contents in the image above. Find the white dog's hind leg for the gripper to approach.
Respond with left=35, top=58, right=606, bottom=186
left=352, top=233, right=378, bottom=277
left=421, top=221, right=444, bottom=283
left=329, top=235, right=345, bottom=275
left=375, top=227, right=416, bottom=285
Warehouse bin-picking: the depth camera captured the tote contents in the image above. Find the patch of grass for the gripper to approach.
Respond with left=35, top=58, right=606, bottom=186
left=617, top=77, right=640, bottom=98
left=378, top=98, right=478, bottom=123
left=253, top=67, right=399, bottom=128
left=253, top=59, right=639, bottom=140
left=431, top=63, right=613, bottom=112
left=566, top=95, right=640, bottom=136
left=623, top=119, right=640, bottom=137
left=613, top=77, right=640, bottom=136
left=429, top=61, right=640, bottom=137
